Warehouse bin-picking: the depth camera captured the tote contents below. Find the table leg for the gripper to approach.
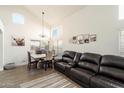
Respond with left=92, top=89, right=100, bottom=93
left=45, top=62, right=47, bottom=71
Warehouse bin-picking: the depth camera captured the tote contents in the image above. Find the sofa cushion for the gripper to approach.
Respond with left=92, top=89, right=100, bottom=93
left=99, top=66, right=124, bottom=82
left=90, top=75, right=124, bottom=88
left=61, top=51, right=76, bottom=64
left=78, top=53, right=101, bottom=73
left=78, top=61, right=99, bottom=72
left=70, top=68, right=95, bottom=85
left=80, top=53, right=101, bottom=65
left=100, top=55, right=124, bottom=82
left=101, top=55, right=124, bottom=69
left=62, top=51, right=76, bottom=59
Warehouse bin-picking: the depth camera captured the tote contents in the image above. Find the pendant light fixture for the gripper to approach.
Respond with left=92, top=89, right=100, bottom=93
left=40, top=11, right=45, bottom=38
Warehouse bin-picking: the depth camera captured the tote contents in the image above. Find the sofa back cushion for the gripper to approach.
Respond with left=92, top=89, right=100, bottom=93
left=100, top=55, right=124, bottom=82
left=78, top=53, right=101, bottom=73
left=62, top=51, right=76, bottom=63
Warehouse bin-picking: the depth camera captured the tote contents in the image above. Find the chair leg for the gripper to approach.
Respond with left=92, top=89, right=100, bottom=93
left=41, top=63, right=43, bottom=69
left=47, top=61, right=52, bottom=69
left=51, top=61, right=53, bottom=68
left=50, top=61, right=53, bottom=68
left=41, top=61, right=53, bottom=71
left=35, top=62, right=38, bottom=69
left=45, top=62, right=47, bottom=71
left=42, top=63, right=45, bottom=69
left=47, top=62, right=50, bottom=68
left=42, top=62, right=47, bottom=71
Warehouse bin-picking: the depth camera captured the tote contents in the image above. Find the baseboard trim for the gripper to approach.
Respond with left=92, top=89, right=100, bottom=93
left=15, top=62, right=27, bottom=67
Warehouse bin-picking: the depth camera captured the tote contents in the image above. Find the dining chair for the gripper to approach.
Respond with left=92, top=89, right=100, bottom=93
left=42, top=51, right=53, bottom=71
left=27, top=51, right=39, bottom=70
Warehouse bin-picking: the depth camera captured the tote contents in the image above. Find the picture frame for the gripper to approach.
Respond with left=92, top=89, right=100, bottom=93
left=11, top=36, right=25, bottom=46
left=90, top=34, right=96, bottom=42
left=70, top=34, right=96, bottom=45
left=77, top=34, right=84, bottom=44
left=72, top=36, right=77, bottom=44
left=30, top=40, right=41, bottom=50
left=83, top=34, right=90, bottom=43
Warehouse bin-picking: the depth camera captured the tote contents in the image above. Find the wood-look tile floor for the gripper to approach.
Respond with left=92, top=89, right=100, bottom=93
left=0, top=65, right=55, bottom=88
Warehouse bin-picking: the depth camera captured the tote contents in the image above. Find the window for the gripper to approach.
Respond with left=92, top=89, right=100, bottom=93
left=12, top=13, right=24, bottom=24
left=51, top=26, right=62, bottom=39
left=119, top=5, right=124, bottom=20
left=51, top=26, right=63, bottom=55
left=119, top=31, right=124, bottom=53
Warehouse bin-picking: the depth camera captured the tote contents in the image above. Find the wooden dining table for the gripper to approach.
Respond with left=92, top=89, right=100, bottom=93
left=31, top=53, right=46, bottom=59
left=31, top=52, right=58, bottom=70
left=31, top=53, right=46, bottom=69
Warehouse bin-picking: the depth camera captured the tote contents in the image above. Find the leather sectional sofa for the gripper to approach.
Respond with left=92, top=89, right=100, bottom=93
left=54, top=50, right=124, bottom=88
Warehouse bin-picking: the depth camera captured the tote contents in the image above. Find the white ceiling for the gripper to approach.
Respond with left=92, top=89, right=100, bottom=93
left=24, top=5, right=86, bottom=25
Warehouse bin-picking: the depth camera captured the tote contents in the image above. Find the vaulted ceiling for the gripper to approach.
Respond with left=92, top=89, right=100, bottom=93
left=24, top=5, right=86, bottom=25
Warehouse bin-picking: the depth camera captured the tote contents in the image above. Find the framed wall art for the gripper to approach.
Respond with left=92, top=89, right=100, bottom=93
left=70, top=34, right=96, bottom=45
left=90, top=34, right=96, bottom=42
left=11, top=36, right=25, bottom=46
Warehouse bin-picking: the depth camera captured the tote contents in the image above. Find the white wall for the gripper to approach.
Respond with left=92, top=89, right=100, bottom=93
left=0, top=31, right=3, bottom=70
left=60, top=5, right=119, bottom=55
left=0, top=6, right=50, bottom=66
left=0, top=19, right=4, bottom=70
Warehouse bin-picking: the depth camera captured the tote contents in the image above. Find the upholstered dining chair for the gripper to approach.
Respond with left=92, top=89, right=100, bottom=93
left=42, top=51, right=53, bottom=71
left=27, top=51, right=39, bottom=70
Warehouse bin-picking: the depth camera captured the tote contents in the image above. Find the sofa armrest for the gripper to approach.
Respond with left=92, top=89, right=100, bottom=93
left=68, top=62, right=77, bottom=67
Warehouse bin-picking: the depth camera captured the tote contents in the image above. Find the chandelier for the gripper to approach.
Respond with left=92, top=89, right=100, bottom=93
left=40, top=11, right=45, bottom=38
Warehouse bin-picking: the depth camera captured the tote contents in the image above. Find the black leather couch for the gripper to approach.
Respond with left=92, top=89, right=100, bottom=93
left=90, top=55, right=124, bottom=88
left=54, top=51, right=124, bottom=88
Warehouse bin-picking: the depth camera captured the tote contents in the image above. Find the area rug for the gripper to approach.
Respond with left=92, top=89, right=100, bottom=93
left=20, top=72, right=80, bottom=88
